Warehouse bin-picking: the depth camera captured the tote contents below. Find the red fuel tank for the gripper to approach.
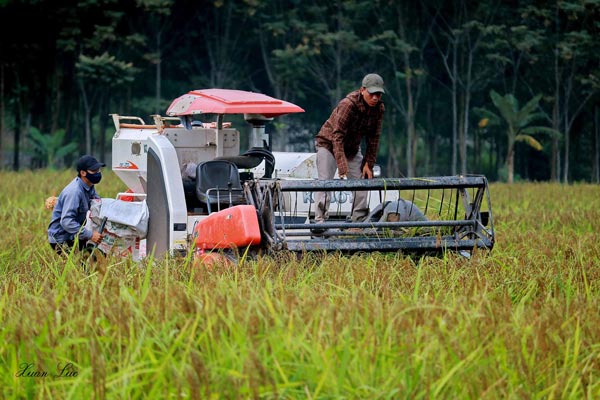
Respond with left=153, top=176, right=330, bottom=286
left=193, top=205, right=261, bottom=250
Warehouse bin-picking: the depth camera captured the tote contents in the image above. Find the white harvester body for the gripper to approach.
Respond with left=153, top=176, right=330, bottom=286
left=110, top=89, right=494, bottom=259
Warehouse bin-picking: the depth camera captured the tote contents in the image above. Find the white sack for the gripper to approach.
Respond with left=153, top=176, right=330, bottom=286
left=90, top=198, right=149, bottom=238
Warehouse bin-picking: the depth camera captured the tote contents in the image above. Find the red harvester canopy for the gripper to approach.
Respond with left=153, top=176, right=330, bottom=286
left=166, top=89, right=304, bottom=118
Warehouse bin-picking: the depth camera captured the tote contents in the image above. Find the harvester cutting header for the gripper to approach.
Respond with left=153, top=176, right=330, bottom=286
left=110, top=88, right=494, bottom=261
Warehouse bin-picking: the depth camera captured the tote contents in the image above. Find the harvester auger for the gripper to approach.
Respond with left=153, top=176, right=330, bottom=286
left=110, top=88, right=495, bottom=262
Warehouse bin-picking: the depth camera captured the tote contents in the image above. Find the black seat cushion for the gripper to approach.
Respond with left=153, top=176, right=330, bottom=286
left=195, top=160, right=245, bottom=205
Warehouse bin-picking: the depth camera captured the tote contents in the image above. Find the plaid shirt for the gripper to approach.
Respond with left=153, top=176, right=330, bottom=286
left=315, top=90, right=384, bottom=176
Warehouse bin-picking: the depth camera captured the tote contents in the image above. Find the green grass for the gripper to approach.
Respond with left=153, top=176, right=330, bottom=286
left=1, top=170, right=599, bottom=399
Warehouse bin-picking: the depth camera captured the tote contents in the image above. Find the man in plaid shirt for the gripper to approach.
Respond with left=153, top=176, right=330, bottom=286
left=313, top=73, right=385, bottom=234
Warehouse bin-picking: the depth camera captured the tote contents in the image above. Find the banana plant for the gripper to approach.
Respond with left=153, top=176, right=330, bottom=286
left=28, top=128, right=79, bottom=169
left=477, top=90, right=560, bottom=183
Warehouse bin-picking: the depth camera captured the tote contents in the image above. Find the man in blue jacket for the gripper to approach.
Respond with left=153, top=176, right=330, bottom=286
left=48, top=155, right=105, bottom=255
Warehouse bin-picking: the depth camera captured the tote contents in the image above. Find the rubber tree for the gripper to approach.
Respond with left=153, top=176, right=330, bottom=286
left=517, top=1, right=599, bottom=182
left=133, top=0, right=175, bottom=115
left=249, top=0, right=318, bottom=150
left=256, top=0, right=378, bottom=151
left=372, top=1, right=432, bottom=177
left=556, top=30, right=598, bottom=183
left=191, top=0, right=253, bottom=89
left=430, top=4, right=506, bottom=175
left=252, top=0, right=307, bottom=102
left=76, top=53, right=136, bottom=155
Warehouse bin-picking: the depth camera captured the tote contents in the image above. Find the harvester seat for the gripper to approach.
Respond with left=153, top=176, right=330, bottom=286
left=195, top=160, right=245, bottom=213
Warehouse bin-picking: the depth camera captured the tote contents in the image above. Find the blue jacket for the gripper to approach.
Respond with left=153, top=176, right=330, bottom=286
left=47, top=177, right=100, bottom=244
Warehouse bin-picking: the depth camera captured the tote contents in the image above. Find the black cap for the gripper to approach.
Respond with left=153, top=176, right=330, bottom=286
left=76, top=155, right=106, bottom=172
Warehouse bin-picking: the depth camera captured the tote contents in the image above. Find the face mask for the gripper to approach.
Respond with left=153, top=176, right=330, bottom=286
left=86, top=172, right=102, bottom=184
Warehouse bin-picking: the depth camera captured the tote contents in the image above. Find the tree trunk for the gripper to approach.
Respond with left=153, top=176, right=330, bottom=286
left=13, top=71, right=24, bottom=171
left=13, top=107, right=20, bottom=171
left=386, top=119, right=393, bottom=176
left=506, top=144, right=514, bottom=184
left=257, top=28, right=289, bottom=150
left=594, top=105, right=599, bottom=183
left=386, top=115, right=401, bottom=177
left=562, top=109, right=569, bottom=183
left=460, top=49, right=475, bottom=175
left=98, top=93, right=108, bottom=161
left=425, top=100, right=435, bottom=175
left=495, top=135, right=501, bottom=179
left=396, top=5, right=420, bottom=178
left=411, top=120, right=418, bottom=175
left=474, top=127, right=480, bottom=173
left=462, top=90, right=471, bottom=174
left=552, top=3, right=560, bottom=182
left=404, top=75, right=416, bottom=177
left=451, top=41, right=458, bottom=175
left=155, top=30, right=162, bottom=115
left=0, top=64, right=4, bottom=169
left=51, top=68, right=62, bottom=135
left=79, top=80, right=92, bottom=155
left=551, top=92, right=559, bottom=181
left=458, top=93, right=466, bottom=174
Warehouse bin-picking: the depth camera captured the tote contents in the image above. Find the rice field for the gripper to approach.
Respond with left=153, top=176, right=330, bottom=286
left=1, top=169, right=599, bottom=399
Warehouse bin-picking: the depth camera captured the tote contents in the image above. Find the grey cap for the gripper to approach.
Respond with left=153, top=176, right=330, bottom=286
left=362, top=73, right=385, bottom=94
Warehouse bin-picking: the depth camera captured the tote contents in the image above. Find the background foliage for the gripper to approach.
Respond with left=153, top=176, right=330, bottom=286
left=0, top=0, right=598, bottom=182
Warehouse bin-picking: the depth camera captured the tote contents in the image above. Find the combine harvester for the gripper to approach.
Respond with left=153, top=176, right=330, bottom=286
left=110, top=89, right=494, bottom=261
